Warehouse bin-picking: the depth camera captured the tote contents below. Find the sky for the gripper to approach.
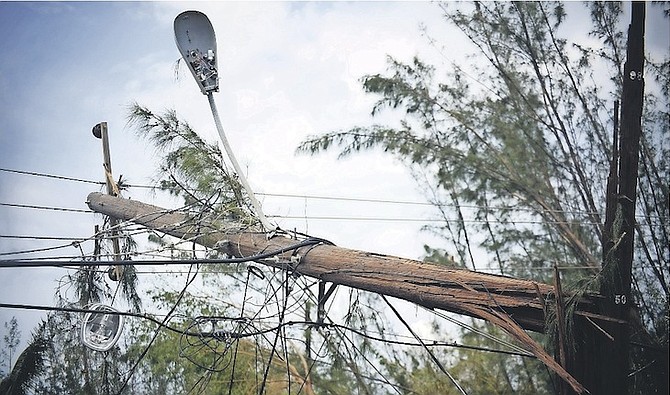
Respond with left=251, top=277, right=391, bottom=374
left=0, top=0, right=455, bottom=361
left=1, top=1, right=668, bottom=367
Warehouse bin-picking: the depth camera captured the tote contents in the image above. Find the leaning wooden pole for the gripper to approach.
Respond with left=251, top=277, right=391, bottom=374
left=87, top=191, right=600, bottom=392
left=86, top=192, right=600, bottom=331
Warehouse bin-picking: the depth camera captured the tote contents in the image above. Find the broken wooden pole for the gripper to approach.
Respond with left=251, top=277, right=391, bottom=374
left=87, top=191, right=604, bottom=393
left=87, top=191, right=600, bottom=331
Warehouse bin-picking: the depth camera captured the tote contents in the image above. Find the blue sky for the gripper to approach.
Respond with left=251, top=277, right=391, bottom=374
left=1, top=5, right=178, bottom=328
left=0, top=1, right=668, bottom=366
left=1, top=3, right=168, bottom=161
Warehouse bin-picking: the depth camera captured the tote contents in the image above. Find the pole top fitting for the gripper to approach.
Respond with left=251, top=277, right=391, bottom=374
left=92, top=122, right=107, bottom=139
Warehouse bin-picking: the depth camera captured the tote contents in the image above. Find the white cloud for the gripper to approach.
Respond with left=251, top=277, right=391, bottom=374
left=1, top=1, right=448, bottom=348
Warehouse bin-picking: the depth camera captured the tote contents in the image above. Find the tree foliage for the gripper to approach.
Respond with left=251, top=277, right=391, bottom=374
left=125, top=104, right=398, bottom=395
left=1, top=317, right=20, bottom=375
left=298, top=1, right=669, bottom=393
left=0, top=323, right=47, bottom=395
left=127, top=103, right=260, bottom=231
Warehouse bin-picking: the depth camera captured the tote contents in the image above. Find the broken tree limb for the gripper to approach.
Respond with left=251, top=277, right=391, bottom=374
left=87, top=191, right=598, bottom=393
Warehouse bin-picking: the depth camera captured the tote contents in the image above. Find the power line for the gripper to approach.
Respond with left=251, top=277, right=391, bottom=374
left=0, top=302, right=537, bottom=358
left=0, top=258, right=607, bottom=272
left=0, top=202, right=93, bottom=213
left=257, top=191, right=434, bottom=206
left=0, top=237, right=329, bottom=267
left=0, top=167, right=105, bottom=186
left=0, top=167, right=523, bottom=211
left=2, top=201, right=664, bottom=228
left=383, top=295, right=468, bottom=395
left=0, top=167, right=439, bottom=209
left=0, top=167, right=582, bottom=216
left=3, top=166, right=667, bottom=221
left=0, top=234, right=88, bottom=241
left=0, top=243, right=84, bottom=257
left=268, top=214, right=604, bottom=226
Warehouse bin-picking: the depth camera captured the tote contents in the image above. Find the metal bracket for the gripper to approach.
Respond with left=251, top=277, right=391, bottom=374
left=317, top=281, right=337, bottom=324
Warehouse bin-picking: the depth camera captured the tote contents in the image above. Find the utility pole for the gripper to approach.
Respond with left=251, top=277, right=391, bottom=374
left=86, top=191, right=618, bottom=393
left=602, top=2, right=645, bottom=393
left=573, top=3, right=645, bottom=394
left=92, top=122, right=123, bottom=281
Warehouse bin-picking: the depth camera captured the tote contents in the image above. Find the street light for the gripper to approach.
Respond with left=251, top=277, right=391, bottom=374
left=80, top=304, right=124, bottom=352
left=174, top=11, right=273, bottom=231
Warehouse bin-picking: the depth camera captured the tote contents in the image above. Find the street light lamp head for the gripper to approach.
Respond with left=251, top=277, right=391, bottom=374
left=174, top=10, right=219, bottom=95
left=81, top=304, right=124, bottom=352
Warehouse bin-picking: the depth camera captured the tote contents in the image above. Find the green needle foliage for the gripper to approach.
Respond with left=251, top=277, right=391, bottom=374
left=0, top=329, right=47, bottom=395
left=127, top=103, right=259, bottom=230
left=298, top=2, right=668, bottom=393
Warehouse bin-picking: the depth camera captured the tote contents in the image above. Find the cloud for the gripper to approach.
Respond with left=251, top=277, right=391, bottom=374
left=1, top=0, right=447, bottom=349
